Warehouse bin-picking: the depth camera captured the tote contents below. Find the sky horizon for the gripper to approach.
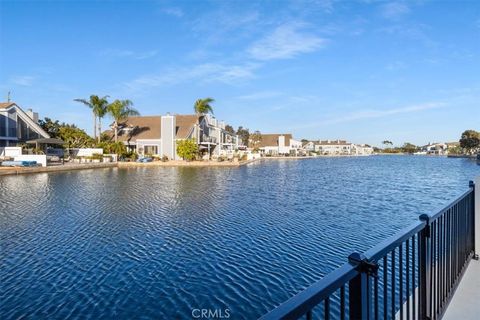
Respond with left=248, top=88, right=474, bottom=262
left=0, top=0, right=479, bottom=147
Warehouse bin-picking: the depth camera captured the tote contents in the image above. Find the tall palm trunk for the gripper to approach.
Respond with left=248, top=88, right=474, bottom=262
left=97, top=118, right=102, bottom=143
left=114, top=120, right=118, bottom=143
left=93, top=112, right=97, bottom=140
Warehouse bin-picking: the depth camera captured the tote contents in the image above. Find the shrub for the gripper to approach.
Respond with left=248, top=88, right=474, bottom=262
left=91, top=153, right=103, bottom=160
left=97, top=141, right=127, bottom=156
left=176, top=139, right=198, bottom=161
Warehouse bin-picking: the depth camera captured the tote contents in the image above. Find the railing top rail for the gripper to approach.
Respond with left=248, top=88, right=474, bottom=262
left=259, top=263, right=358, bottom=320
left=364, top=220, right=425, bottom=262
left=428, top=187, right=474, bottom=222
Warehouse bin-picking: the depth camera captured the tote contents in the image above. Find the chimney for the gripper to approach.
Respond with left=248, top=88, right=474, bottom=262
left=26, top=108, right=39, bottom=123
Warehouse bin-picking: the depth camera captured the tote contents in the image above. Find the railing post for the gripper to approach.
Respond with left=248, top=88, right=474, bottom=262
left=418, top=214, right=432, bottom=320
left=473, top=178, right=479, bottom=259
left=348, top=252, right=378, bottom=320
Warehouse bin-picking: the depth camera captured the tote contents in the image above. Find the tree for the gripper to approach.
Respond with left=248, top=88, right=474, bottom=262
left=382, top=140, right=393, bottom=147
left=39, top=117, right=64, bottom=138
left=459, top=130, right=480, bottom=154
left=107, top=99, right=140, bottom=142
left=236, top=126, right=250, bottom=146
left=225, top=124, right=235, bottom=135
left=194, top=98, right=214, bottom=114
left=402, top=142, right=418, bottom=154
left=176, top=139, right=198, bottom=161
left=96, top=141, right=127, bottom=156
left=58, top=126, right=95, bottom=149
left=249, top=130, right=262, bottom=150
left=74, top=95, right=109, bottom=142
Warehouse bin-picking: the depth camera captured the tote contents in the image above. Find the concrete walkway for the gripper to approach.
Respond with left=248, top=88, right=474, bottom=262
left=443, top=259, right=480, bottom=320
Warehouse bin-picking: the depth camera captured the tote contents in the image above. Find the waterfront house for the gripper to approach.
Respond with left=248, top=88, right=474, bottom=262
left=352, top=144, right=374, bottom=155
left=108, top=113, right=239, bottom=160
left=421, top=142, right=448, bottom=155
left=302, top=140, right=318, bottom=152
left=315, top=140, right=353, bottom=155
left=256, top=134, right=302, bottom=155
left=0, top=102, right=49, bottom=148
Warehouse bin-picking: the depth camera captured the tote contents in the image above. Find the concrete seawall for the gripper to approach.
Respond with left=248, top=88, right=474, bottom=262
left=0, top=158, right=262, bottom=176
left=0, top=162, right=118, bottom=176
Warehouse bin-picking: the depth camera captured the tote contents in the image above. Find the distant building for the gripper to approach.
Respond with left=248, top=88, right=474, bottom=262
left=302, top=140, right=317, bottom=152
left=256, top=133, right=302, bottom=155
left=314, top=140, right=373, bottom=155
left=421, top=142, right=448, bottom=155
left=315, top=140, right=353, bottom=155
left=107, top=113, right=239, bottom=160
left=0, top=102, right=49, bottom=147
left=352, top=144, right=374, bottom=155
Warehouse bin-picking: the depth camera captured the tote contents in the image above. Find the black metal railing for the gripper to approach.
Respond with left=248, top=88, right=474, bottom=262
left=260, top=181, right=477, bottom=320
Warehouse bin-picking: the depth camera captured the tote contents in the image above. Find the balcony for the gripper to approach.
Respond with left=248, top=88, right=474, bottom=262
left=201, top=135, right=217, bottom=144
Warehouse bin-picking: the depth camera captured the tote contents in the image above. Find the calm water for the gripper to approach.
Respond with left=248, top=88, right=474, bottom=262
left=1, top=156, right=479, bottom=319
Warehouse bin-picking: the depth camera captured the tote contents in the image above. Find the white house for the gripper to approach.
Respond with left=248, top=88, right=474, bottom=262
left=256, top=134, right=302, bottom=155
left=352, top=144, right=374, bottom=155
left=422, top=142, right=448, bottom=155
left=315, top=140, right=354, bottom=155
left=0, top=102, right=49, bottom=147
left=313, top=140, right=373, bottom=156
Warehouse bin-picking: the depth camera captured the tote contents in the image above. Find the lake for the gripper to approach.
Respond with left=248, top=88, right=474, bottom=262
left=1, top=156, right=479, bottom=319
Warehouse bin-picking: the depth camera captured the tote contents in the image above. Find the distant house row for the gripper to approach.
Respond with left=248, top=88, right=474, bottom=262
left=105, top=113, right=240, bottom=160
left=250, top=135, right=373, bottom=156
left=304, top=139, right=374, bottom=156
left=1, top=102, right=375, bottom=158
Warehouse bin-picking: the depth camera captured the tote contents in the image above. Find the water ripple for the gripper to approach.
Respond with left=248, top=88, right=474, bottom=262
left=0, top=156, right=479, bottom=319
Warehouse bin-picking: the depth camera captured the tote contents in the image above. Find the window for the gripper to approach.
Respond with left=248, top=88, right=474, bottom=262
left=144, top=145, right=158, bottom=155
left=0, top=114, right=6, bottom=136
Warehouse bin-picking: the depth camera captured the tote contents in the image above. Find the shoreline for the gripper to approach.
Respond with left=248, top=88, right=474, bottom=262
left=0, top=158, right=261, bottom=176
left=117, top=158, right=260, bottom=168
left=0, top=162, right=118, bottom=176
left=2, top=153, right=473, bottom=176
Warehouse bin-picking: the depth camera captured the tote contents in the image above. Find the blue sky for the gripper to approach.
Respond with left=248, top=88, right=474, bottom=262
left=0, top=0, right=479, bottom=146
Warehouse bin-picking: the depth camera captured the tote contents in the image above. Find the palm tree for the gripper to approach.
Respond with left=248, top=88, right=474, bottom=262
left=107, top=99, right=140, bottom=142
left=194, top=98, right=215, bottom=114
left=74, top=95, right=109, bottom=142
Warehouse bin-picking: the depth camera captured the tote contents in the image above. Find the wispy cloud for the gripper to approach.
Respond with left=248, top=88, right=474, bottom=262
left=192, top=9, right=261, bottom=45
left=288, top=0, right=337, bottom=14
left=235, top=91, right=282, bottom=100
left=294, top=102, right=445, bottom=129
left=125, top=63, right=259, bottom=91
left=248, top=23, right=327, bottom=60
left=162, top=7, right=184, bottom=18
left=100, top=49, right=158, bottom=60
left=381, top=1, right=410, bottom=20
left=10, top=75, right=35, bottom=86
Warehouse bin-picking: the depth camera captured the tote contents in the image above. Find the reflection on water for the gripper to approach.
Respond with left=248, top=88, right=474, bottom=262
left=0, top=156, right=479, bottom=319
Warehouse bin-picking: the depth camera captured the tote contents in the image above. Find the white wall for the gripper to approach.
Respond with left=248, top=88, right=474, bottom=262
left=71, top=148, right=104, bottom=157
left=0, top=147, right=22, bottom=157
